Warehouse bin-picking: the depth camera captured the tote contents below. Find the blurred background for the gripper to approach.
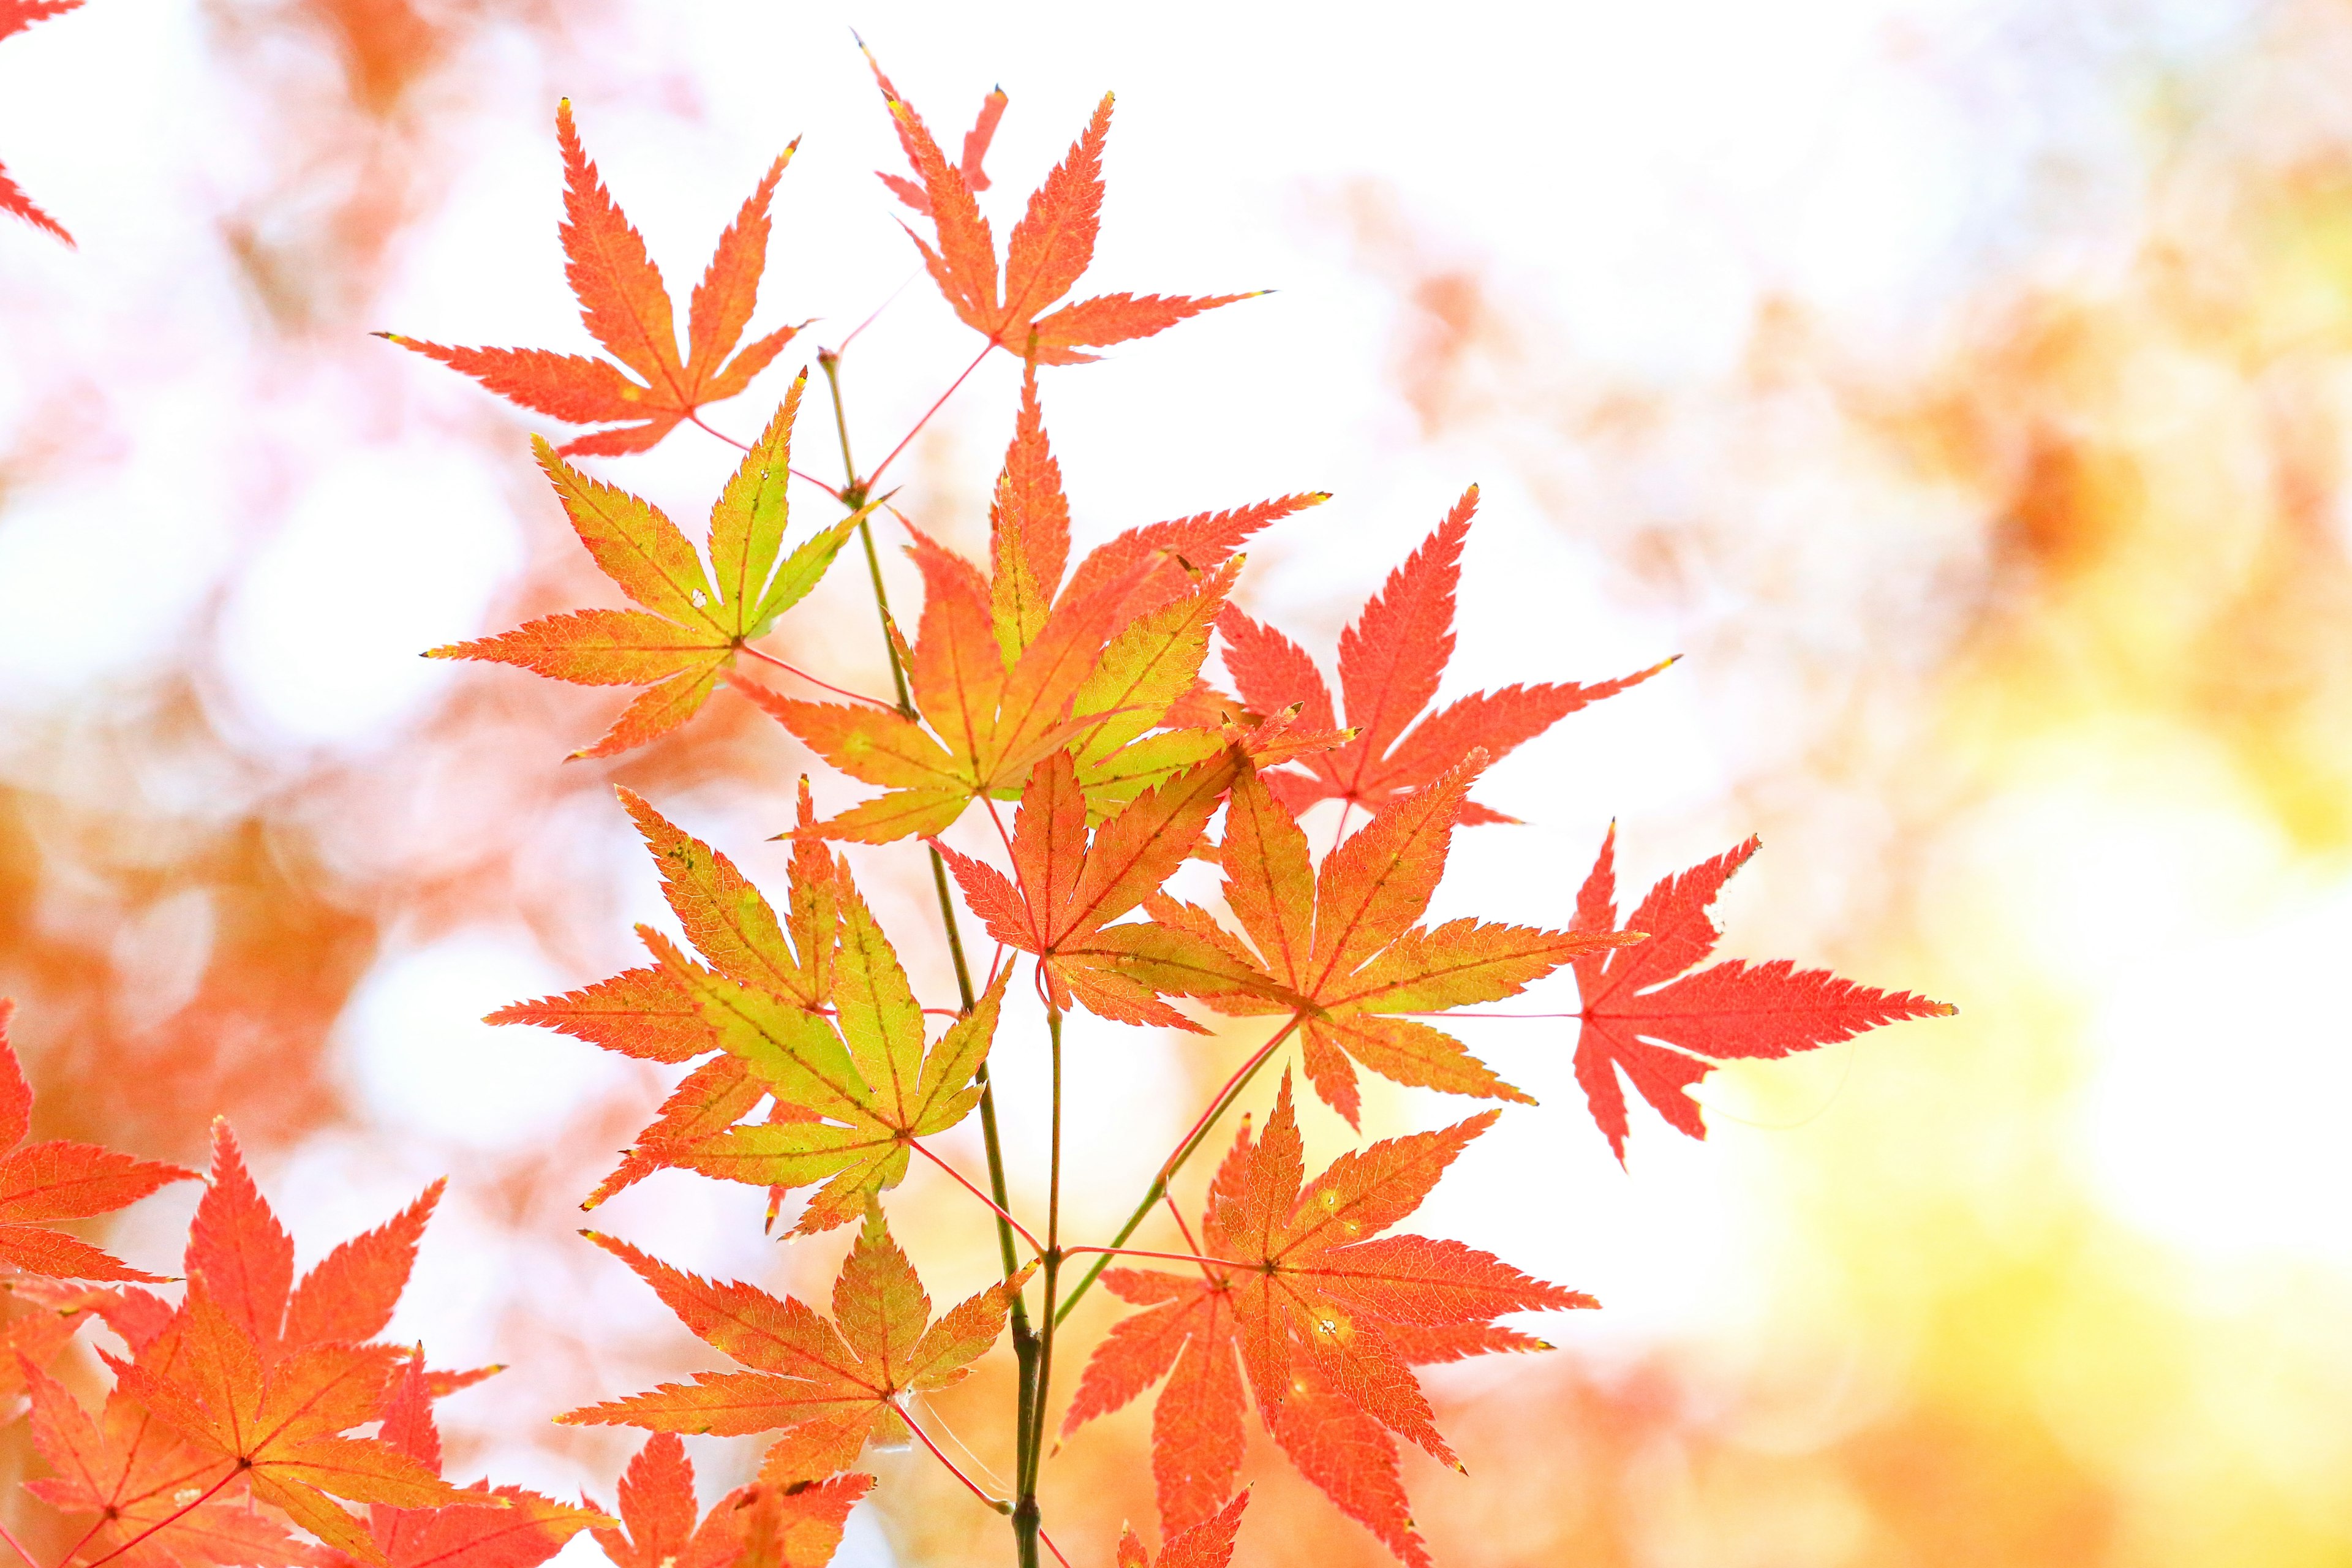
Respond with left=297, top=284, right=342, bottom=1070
left=4, top=0, right=2351, bottom=1562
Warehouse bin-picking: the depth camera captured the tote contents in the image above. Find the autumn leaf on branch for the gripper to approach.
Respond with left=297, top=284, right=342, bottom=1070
left=383, top=100, right=801, bottom=456
left=865, top=50, right=1254, bottom=363
left=934, top=747, right=1291, bottom=1031
left=312, top=1355, right=603, bottom=1568
left=739, top=368, right=1329, bottom=838
left=1565, top=827, right=1956, bottom=1162
left=0, top=0, right=84, bottom=243
left=427, top=381, right=870, bottom=758
left=590, top=1432, right=872, bottom=1568
left=1217, top=486, right=1672, bottom=824
left=1115, top=1493, right=1249, bottom=1568
left=1065, top=1075, right=1591, bottom=1567
left=0, top=998, right=195, bottom=1282
left=1130, top=755, right=1642, bottom=1125
left=560, top=1212, right=1029, bottom=1487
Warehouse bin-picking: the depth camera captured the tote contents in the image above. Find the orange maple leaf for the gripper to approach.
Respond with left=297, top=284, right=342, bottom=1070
left=935, top=747, right=1286, bottom=1031
left=590, top=1432, right=872, bottom=1568
left=1115, top=1493, right=1248, bottom=1568
left=740, top=368, right=1326, bottom=838
left=0, top=1, right=83, bottom=243
left=0, top=999, right=195, bottom=1282
left=313, top=1355, right=603, bottom=1568
left=1567, top=827, right=1957, bottom=1162
left=383, top=100, right=801, bottom=456
left=1065, top=1074, right=1591, bottom=1567
left=425, top=382, right=870, bottom=758
left=560, top=1213, right=1031, bottom=1487
left=865, top=50, right=1254, bottom=364
left=1217, top=486, right=1672, bottom=824
left=1128, top=755, right=1642, bottom=1125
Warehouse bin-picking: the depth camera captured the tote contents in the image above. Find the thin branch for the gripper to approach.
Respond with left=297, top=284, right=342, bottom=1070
left=1060, top=1245, right=1248, bottom=1270
left=688, top=412, right=753, bottom=453
left=982, top=794, right=1019, bottom=867
left=866, top=344, right=991, bottom=488
left=1055, top=1013, right=1305, bottom=1327
left=1394, top=1009, right=1581, bottom=1020
left=837, top=269, right=921, bottom=354
left=0, top=1512, right=44, bottom=1568
left=737, top=645, right=900, bottom=711
left=900, top=1404, right=1012, bottom=1516
left=790, top=465, right=845, bottom=500
left=1038, top=1528, right=1072, bottom=1568
left=910, top=1139, right=1044, bottom=1253
left=1328, top=799, right=1354, bottom=860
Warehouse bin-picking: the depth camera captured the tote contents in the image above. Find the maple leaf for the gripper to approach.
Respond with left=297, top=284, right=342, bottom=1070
left=1218, top=486, right=1672, bottom=825
left=93, top=1123, right=483, bottom=1563
left=1129, top=755, right=1642, bottom=1125
left=1065, top=1074, right=1591, bottom=1566
left=863, top=47, right=1005, bottom=217
left=1566, top=827, right=1956, bottom=1163
left=654, top=851, right=1013, bottom=1235
left=590, top=1433, right=872, bottom=1568
left=739, top=369, right=1327, bottom=838
left=0, top=998, right=195, bottom=1282
left=1115, top=1493, right=1248, bottom=1568
left=559, top=1212, right=1032, bottom=1487
left=383, top=100, right=801, bottom=456
left=314, top=1355, right=604, bottom=1568
left=935, top=747, right=1287, bottom=1031
left=0, top=1, right=83, bottom=243
left=426, top=383, right=869, bottom=758
left=867, top=53, right=1253, bottom=364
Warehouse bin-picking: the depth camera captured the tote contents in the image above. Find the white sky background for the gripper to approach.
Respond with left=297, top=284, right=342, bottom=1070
left=6, top=0, right=2350, bottom=1558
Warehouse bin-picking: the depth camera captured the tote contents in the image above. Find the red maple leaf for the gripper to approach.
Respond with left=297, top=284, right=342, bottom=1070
left=1217, top=486, right=1671, bottom=825
left=383, top=101, right=800, bottom=457
left=1567, top=827, right=1957, bottom=1162
left=866, top=51, right=1254, bottom=364
left=590, top=1432, right=872, bottom=1568
left=0, top=1, right=83, bottom=243
left=1115, top=1493, right=1248, bottom=1568
left=0, top=998, right=195, bottom=1281
left=1063, top=1074, right=1590, bottom=1567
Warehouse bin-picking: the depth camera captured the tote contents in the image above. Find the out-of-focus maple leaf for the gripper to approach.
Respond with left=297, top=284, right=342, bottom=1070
left=1130, top=757, right=1641, bottom=1125
left=314, top=1355, right=603, bottom=1568
left=1218, top=486, right=1672, bottom=824
left=0, top=0, right=82, bottom=243
left=427, top=383, right=869, bottom=758
left=99, top=1123, right=481, bottom=1562
left=865, top=51, right=1252, bottom=364
left=741, top=370, right=1326, bottom=837
left=1566, top=827, right=1956, bottom=1163
left=383, top=100, right=801, bottom=456
left=560, top=1212, right=1031, bottom=1487
left=590, top=1432, right=872, bottom=1568
left=0, top=999, right=195, bottom=1281
left=1115, top=1493, right=1248, bottom=1568
left=934, top=748, right=1286, bottom=1031
left=1065, top=1075, right=1590, bottom=1566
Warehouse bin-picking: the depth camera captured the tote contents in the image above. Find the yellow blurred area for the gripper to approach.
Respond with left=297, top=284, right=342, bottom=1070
left=5, top=0, right=2352, bottom=1565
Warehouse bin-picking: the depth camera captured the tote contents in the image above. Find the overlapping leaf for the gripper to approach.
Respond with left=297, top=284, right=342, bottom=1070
left=99, top=1123, right=481, bottom=1562
left=1567, top=827, right=1957, bottom=1162
left=1065, top=1074, right=1590, bottom=1566
left=935, top=748, right=1283, bottom=1030
left=742, top=370, right=1325, bottom=837
left=561, top=1212, right=1030, bottom=1485
left=384, top=101, right=800, bottom=456
left=427, top=384, right=867, bottom=758
left=867, top=52, right=1252, bottom=363
left=0, top=998, right=195, bottom=1281
left=0, top=0, right=82, bottom=242
left=1218, top=486, right=1671, bottom=824
left=1115, top=1494, right=1248, bottom=1568
left=1129, top=756, right=1642, bottom=1125
left=591, top=1432, right=872, bottom=1568
left=314, top=1355, right=603, bottom=1568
